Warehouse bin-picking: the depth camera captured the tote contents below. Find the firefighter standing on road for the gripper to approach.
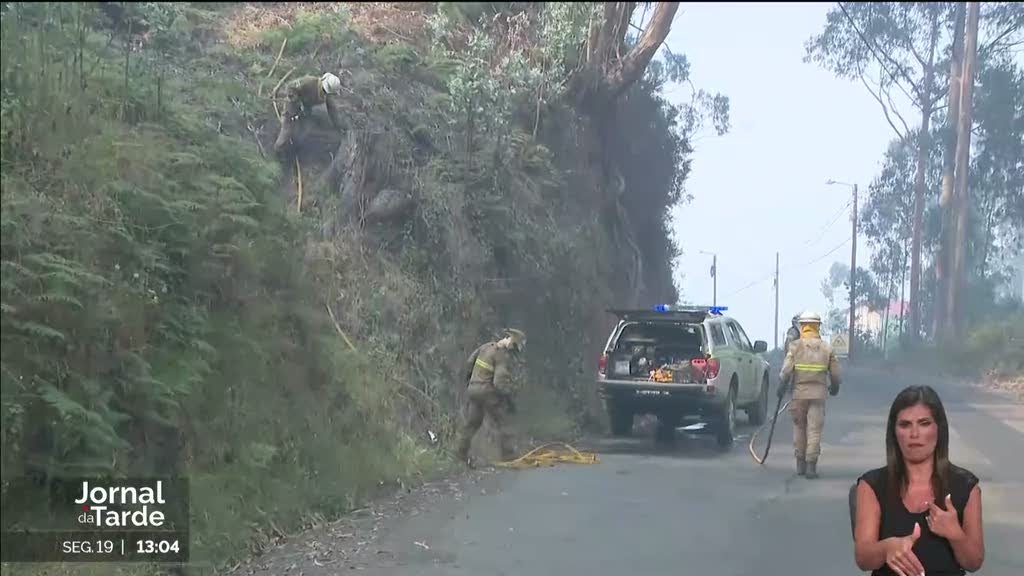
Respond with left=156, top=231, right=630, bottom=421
left=783, top=313, right=801, bottom=353
left=274, top=72, right=345, bottom=155
left=455, top=329, right=527, bottom=466
left=777, top=311, right=842, bottom=479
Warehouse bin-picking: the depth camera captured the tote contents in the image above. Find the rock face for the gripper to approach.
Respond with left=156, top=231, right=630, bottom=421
left=364, top=188, right=414, bottom=224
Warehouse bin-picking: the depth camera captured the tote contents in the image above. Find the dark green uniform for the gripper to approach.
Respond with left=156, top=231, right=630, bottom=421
left=783, top=325, right=800, bottom=355
left=456, top=341, right=516, bottom=462
left=274, top=75, right=344, bottom=154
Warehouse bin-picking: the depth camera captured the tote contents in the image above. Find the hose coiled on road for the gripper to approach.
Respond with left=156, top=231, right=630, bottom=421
left=495, top=442, right=599, bottom=469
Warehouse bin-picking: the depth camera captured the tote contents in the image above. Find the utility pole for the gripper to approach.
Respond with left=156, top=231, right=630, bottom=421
left=701, top=250, right=718, bottom=307
left=849, top=183, right=858, bottom=362
left=828, top=179, right=859, bottom=359
left=774, top=252, right=780, bottom=351
left=712, top=254, right=717, bottom=307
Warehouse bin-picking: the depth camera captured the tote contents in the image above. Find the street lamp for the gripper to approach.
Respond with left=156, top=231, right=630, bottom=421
left=699, top=250, right=717, bottom=307
left=827, top=179, right=858, bottom=362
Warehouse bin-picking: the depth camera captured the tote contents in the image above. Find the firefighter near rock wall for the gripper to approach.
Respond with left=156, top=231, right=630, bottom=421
left=274, top=72, right=345, bottom=155
left=777, top=311, right=842, bottom=479
left=455, top=329, right=527, bottom=465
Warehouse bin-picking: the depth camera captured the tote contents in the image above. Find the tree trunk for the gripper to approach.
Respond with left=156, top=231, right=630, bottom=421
left=605, top=3, right=676, bottom=99
left=882, top=265, right=894, bottom=352
left=950, top=1, right=980, bottom=338
left=908, top=11, right=939, bottom=345
left=899, top=246, right=908, bottom=341
left=936, top=2, right=966, bottom=346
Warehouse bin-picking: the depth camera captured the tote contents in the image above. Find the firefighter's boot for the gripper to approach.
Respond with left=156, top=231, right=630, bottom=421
left=796, top=457, right=806, bottom=476
left=805, top=460, right=818, bottom=479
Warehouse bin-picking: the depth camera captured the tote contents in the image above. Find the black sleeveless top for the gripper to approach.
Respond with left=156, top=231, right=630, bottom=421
left=858, top=464, right=979, bottom=576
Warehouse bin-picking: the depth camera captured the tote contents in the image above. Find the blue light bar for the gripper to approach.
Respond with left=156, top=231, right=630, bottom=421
left=652, top=304, right=728, bottom=315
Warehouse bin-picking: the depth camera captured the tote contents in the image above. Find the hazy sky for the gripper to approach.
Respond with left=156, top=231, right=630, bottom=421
left=662, top=2, right=907, bottom=346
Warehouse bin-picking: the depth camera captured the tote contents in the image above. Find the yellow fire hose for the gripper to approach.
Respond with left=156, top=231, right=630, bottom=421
left=489, top=400, right=786, bottom=469
left=748, top=398, right=791, bottom=465
left=495, top=442, right=599, bottom=469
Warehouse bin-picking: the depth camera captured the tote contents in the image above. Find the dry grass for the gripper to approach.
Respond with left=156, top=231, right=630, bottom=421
left=981, top=370, right=1024, bottom=402
left=347, top=2, right=432, bottom=47
left=223, top=2, right=432, bottom=49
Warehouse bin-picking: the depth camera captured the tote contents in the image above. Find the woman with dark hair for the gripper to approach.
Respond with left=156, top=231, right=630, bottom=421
left=854, top=385, right=985, bottom=576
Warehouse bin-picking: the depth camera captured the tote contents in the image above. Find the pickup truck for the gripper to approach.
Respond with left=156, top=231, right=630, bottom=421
left=596, top=305, right=771, bottom=447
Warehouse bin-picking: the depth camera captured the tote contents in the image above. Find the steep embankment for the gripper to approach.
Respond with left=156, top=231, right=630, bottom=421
left=0, top=3, right=700, bottom=574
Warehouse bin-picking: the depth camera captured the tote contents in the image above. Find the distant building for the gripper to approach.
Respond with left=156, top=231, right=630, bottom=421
left=846, top=299, right=908, bottom=344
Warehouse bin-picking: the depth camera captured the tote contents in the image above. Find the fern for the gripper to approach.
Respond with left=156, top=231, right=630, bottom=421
left=33, top=292, right=85, bottom=309
left=11, top=320, right=67, bottom=342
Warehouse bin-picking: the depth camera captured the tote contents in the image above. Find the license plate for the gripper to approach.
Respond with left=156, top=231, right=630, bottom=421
left=614, top=361, right=630, bottom=375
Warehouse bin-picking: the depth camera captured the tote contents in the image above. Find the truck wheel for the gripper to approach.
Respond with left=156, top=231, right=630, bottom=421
left=608, top=402, right=633, bottom=437
left=747, top=375, right=769, bottom=426
left=715, top=385, right=737, bottom=449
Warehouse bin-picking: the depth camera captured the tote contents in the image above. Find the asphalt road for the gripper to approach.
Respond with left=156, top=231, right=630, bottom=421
left=233, top=367, right=1024, bottom=575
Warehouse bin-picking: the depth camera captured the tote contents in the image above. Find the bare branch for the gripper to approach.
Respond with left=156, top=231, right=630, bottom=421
left=593, top=3, right=622, bottom=69
left=979, top=23, right=1023, bottom=59
left=638, top=2, right=650, bottom=32
left=906, top=33, right=929, bottom=69
left=838, top=2, right=922, bottom=101
left=606, top=2, right=680, bottom=99
left=861, top=71, right=909, bottom=141
left=613, top=1, right=635, bottom=61
left=883, top=77, right=913, bottom=137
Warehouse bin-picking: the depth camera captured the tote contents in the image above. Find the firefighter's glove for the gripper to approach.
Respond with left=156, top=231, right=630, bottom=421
left=829, top=382, right=840, bottom=397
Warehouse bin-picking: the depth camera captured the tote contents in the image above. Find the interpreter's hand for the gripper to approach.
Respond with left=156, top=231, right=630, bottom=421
left=884, top=522, right=925, bottom=576
left=926, top=494, right=964, bottom=542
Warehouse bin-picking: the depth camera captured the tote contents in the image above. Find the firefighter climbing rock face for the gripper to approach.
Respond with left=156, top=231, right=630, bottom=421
left=778, top=311, right=842, bottom=479
left=456, top=329, right=526, bottom=465
left=274, top=72, right=345, bottom=155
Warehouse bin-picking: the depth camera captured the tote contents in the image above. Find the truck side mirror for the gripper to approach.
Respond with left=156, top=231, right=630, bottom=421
left=753, top=340, right=768, bottom=354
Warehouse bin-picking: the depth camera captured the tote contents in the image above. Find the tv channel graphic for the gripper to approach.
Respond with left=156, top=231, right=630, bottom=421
left=1, top=477, right=190, bottom=563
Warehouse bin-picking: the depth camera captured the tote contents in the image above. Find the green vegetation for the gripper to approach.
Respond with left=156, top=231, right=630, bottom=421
left=807, top=2, right=1024, bottom=374
left=960, top=312, right=1024, bottom=377
left=2, top=2, right=721, bottom=574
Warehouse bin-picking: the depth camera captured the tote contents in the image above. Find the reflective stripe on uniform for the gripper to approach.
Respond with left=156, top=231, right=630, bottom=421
left=795, top=363, right=828, bottom=372
left=475, top=358, right=494, bottom=372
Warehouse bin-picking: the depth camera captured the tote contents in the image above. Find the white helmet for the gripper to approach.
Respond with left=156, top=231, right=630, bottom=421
left=320, top=72, right=342, bottom=95
left=798, top=311, right=822, bottom=324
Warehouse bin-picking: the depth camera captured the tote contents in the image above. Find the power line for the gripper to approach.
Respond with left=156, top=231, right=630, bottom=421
left=803, top=199, right=853, bottom=248
left=724, top=270, right=776, bottom=298
left=724, top=236, right=853, bottom=299
left=799, top=237, right=851, bottom=268
left=764, top=195, right=853, bottom=261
